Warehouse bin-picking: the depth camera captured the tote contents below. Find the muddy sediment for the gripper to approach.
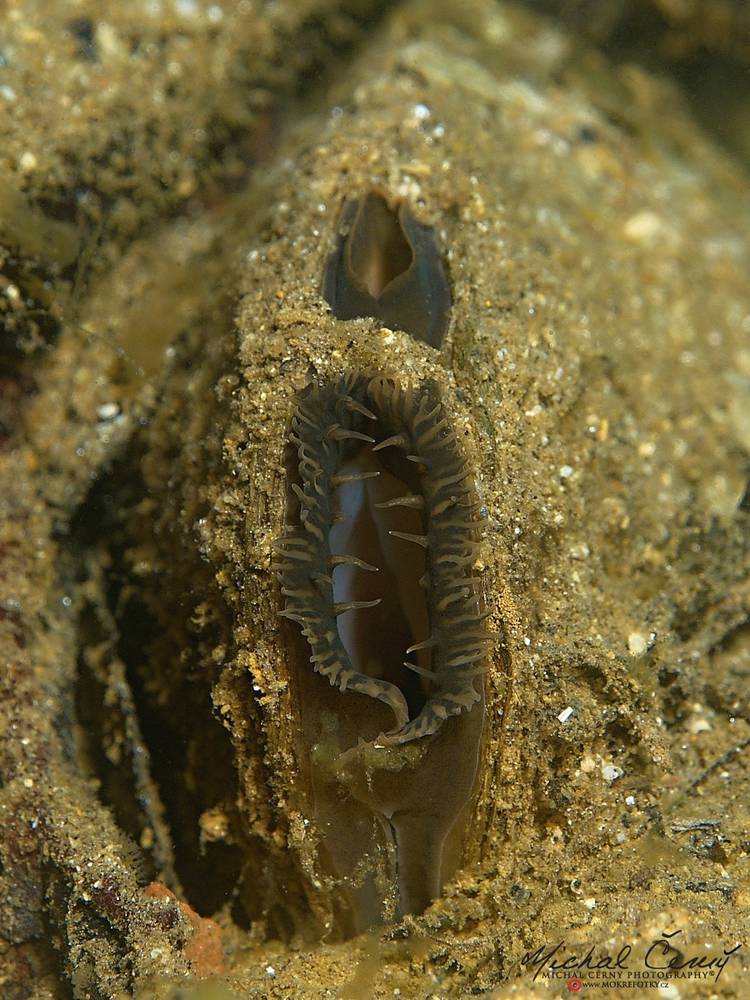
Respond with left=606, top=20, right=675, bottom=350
left=1, top=1, right=749, bottom=998
left=0, top=0, right=395, bottom=403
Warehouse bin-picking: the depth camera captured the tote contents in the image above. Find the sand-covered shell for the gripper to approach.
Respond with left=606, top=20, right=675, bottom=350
left=118, top=0, right=750, bottom=943
left=60, top=0, right=750, bottom=976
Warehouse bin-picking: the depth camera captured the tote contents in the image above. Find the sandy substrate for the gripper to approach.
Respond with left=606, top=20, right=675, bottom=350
left=1, top=2, right=748, bottom=998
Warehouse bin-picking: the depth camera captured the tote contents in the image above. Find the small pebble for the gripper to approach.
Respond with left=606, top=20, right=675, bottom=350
left=580, top=754, right=597, bottom=773
left=627, top=631, right=647, bottom=656
left=687, top=716, right=711, bottom=734
left=97, top=402, right=120, bottom=421
left=559, top=464, right=573, bottom=478
left=623, top=210, right=666, bottom=243
left=601, top=764, right=623, bottom=783
left=95, top=23, right=124, bottom=60
left=558, top=706, right=574, bottom=724
left=19, top=151, right=37, bottom=171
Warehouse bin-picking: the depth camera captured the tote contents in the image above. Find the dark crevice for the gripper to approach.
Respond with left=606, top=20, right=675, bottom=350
left=114, top=582, right=245, bottom=915
left=68, top=450, right=245, bottom=918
